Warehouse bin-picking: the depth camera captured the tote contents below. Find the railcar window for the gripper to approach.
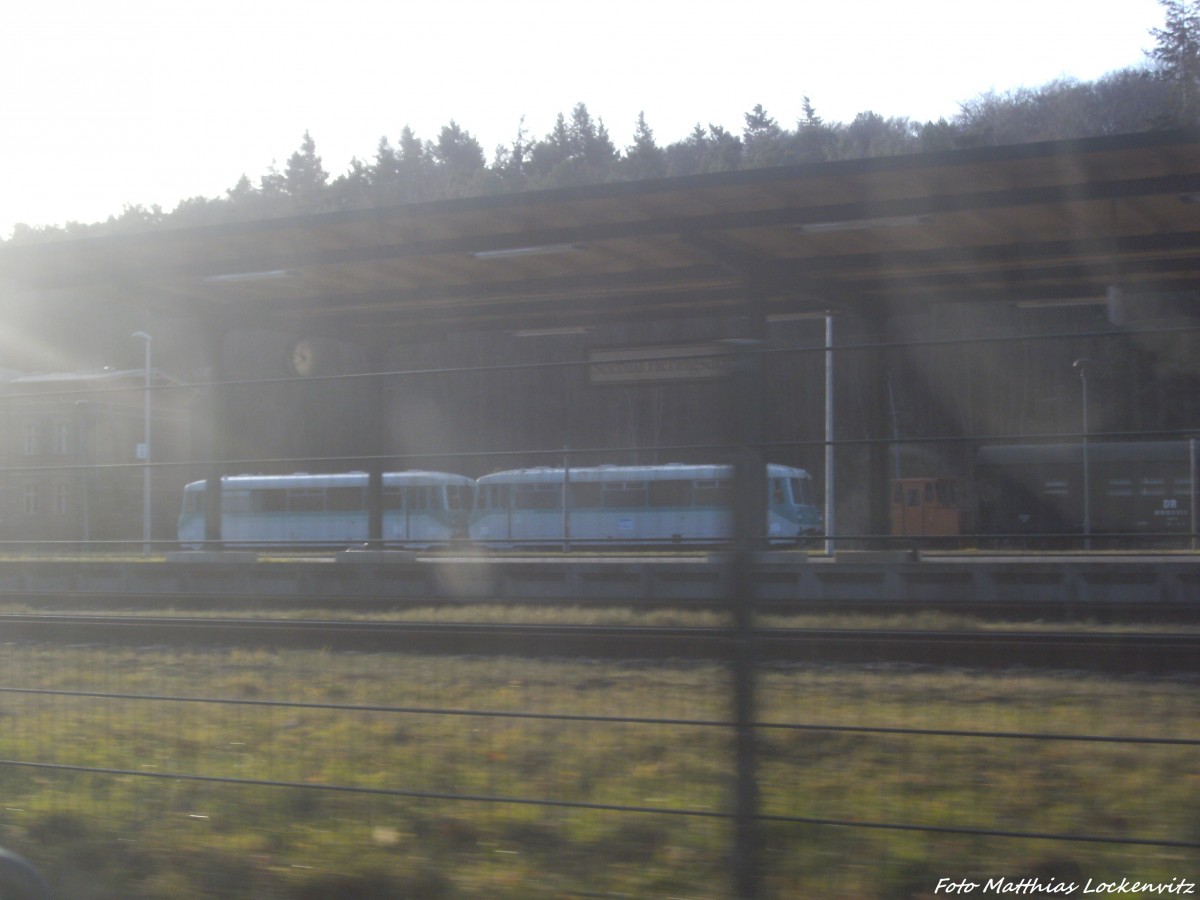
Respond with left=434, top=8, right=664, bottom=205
left=924, top=482, right=934, bottom=503
left=650, top=479, right=691, bottom=507
left=225, top=490, right=254, bottom=514
left=488, top=485, right=510, bottom=508
left=184, top=491, right=203, bottom=514
left=569, top=482, right=602, bottom=508
left=771, top=480, right=786, bottom=505
left=252, top=490, right=285, bottom=513
left=409, top=486, right=430, bottom=510
left=515, top=484, right=562, bottom=509
left=446, top=485, right=471, bottom=510
left=327, top=487, right=363, bottom=511
left=907, top=488, right=921, bottom=507
left=289, top=488, right=325, bottom=512
left=603, top=482, right=648, bottom=508
left=383, top=488, right=405, bottom=511
left=694, top=479, right=733, bottom=506
left=795, top=478, right=812, bottom=505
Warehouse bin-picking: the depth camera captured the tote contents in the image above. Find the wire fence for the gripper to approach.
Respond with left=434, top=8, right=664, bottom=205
left=0, top=646, right=1196, bottom=898
left=0, top=314, right=1197, bottom=896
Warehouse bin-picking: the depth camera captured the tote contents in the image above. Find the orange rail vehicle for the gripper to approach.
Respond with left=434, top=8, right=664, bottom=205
left=890, top=476, right=971, bottom=539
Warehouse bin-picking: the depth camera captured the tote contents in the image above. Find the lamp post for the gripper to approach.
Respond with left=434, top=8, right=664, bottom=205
left=133, top=332, right=152, bottom=554
left=825, top=314, right=835, bottom=555
left=1073, top=358, right=1091, bottom=550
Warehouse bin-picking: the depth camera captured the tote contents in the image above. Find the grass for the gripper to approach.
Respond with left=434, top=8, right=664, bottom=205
left=0, top=647, right=1196, bottom=898
left=3, top=599, right=1197, bottom=634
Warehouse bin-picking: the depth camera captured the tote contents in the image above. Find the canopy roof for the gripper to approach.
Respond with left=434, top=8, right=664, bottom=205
left=4, top=129, right=1199, bottom=338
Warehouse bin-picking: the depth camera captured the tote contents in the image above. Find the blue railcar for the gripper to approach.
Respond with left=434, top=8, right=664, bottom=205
left=177, top=471, right=475, bottom=549
left=471, top=463, right=822, bottom=548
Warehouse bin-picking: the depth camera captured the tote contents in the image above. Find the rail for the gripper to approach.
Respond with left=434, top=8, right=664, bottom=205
left=2, top=613, right=1199, bottom=672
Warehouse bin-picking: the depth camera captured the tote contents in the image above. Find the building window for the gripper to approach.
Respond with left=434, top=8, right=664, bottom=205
left=52, top=481, right=69, bottom=516
left=54, top=422, right=71, bottom=456
left=23, top=422, right=39, bottom=456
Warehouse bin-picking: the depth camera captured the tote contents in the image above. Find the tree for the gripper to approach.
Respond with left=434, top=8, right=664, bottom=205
left=916, top=118, right=960, bottom=153
left=570, top=102, right=618, bottom=178
left=105, top=204, right=165, bottom=233
left=491, top=118, right=530, bottom=189
left=954, top=73, right=1171, bottom=147
left=526, top=112, right=574, bottom=182
left=259, top=160, right=286, bottom=201
left=395, top=126, right=435, bottom=201
left=284, top=130, right=329, bottom=206
left=793, top=97, right=837, bottom=162
left=1148, top=0, right=1200, bottom=123
left=433, top=121, right=484, bottom=171
left=622, top=111, right=666, bottom=180
left=525, top=103, right=618, bottom=187
left=842, top=111, right=917, bottom=157
left=1089, top=67, right=1173, bottom=133
left=665, top=124, right=742, bottom=176
left=370, top=136, right=400, bottom=195
left=800, top=96, right=823, bottom=128
left=432, top=120, right=487, bottom=194
left=327, top=157, right=373, bottom=209
left=742, top=103, right=787, bottom=167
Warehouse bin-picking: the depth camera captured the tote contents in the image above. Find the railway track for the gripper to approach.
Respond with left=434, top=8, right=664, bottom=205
left=0, top=589, right=1196, bottom=622
left=1, top=613, right=1197, bottom=673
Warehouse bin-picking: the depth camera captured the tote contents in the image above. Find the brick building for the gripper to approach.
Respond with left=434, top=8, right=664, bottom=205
left=0, top=369, right=191, bottom=549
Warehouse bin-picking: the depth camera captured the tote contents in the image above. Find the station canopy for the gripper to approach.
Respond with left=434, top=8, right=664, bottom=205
left=4, top=129, right=1199, bottom=339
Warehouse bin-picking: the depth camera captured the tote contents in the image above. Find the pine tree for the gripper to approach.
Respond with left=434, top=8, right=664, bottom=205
left=396, top=126, right=433, bottom=201
left=623, top=111, right=666, bottom=180
left=328, top=157, right=373, bottom=209
left=284, top=131, right=329, bottom=207
left=794, top=97, right=836, bottom=162
left=1149, top=0, right=1200, bottom=123
left=433, top=121, right=485, bottom=173
left=800, top=96, right=823, bottom=128
left=742, top=103, right=786, bottom=167
left=371, top=136, right=400, bottom=194
left=492, top=117, right=529, bottom=189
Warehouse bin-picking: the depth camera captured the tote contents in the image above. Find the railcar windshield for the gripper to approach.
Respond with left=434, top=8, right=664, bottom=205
left=182, top=489, right=203, bottom=514
left=446, top=484, right=472, bottom=510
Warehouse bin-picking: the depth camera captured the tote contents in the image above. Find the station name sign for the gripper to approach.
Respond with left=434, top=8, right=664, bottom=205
left=588, top=343, right=732, bottom=385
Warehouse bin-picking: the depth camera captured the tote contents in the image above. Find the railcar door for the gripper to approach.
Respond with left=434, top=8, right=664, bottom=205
left=891, top=479, right=928, bottom=536
left=890, top=477, right=965, bottom=538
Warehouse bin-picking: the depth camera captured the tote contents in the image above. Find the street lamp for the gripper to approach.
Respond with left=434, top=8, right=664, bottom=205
left=1073, top=358, right=1091, bottom=550
left=133, top=332, right=152, bottom=554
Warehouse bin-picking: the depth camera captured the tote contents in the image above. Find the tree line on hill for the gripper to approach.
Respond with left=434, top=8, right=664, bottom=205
left=6, top=0, right=1200, bottom=244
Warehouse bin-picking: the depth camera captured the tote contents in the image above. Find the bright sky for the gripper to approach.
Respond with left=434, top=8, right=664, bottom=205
left=1, top=0, right=1167, bottom=239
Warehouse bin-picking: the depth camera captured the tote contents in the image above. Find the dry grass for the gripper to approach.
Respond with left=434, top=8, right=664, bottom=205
left=0, top=646, right=1195, bottom=898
